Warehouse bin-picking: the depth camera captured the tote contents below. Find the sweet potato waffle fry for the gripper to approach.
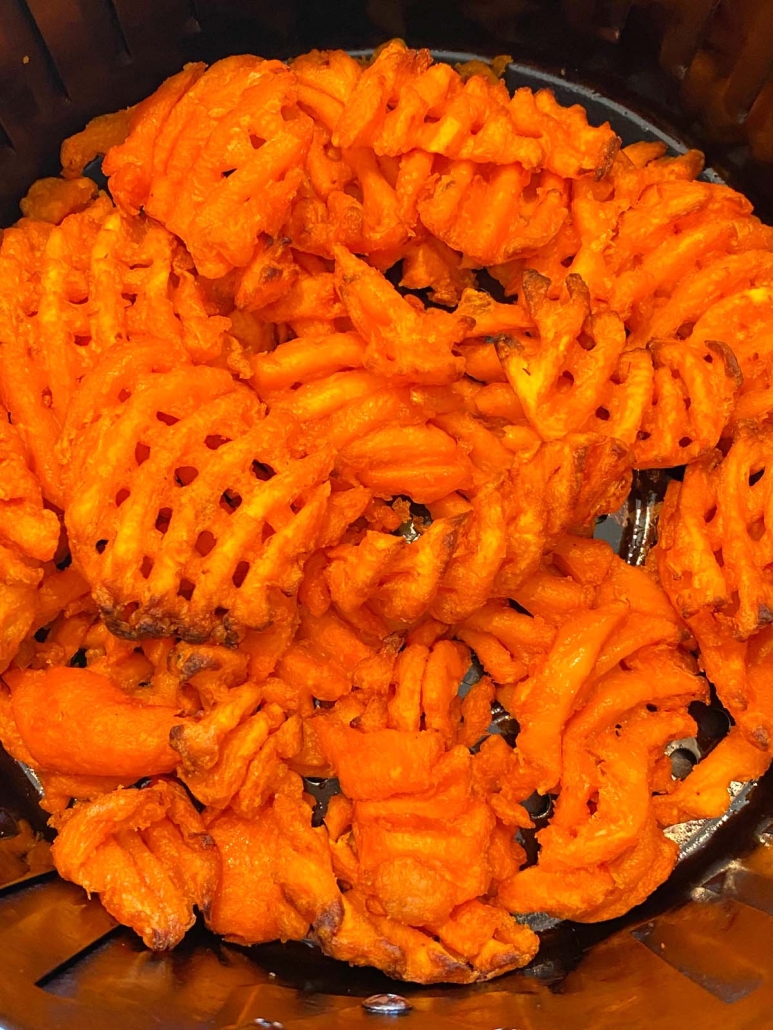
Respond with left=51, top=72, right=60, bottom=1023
left=0, top=42, right=772, bottom=985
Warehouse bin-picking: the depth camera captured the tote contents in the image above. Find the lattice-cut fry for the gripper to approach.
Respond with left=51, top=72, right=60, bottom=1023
left=499, top=814, right=677, bottom=922
left=334, top=246, right=469, bottom=385
left=252, top=331, right=366, bottom=398
left=654, top=727, right=771, bottom=825
left=101, top=64, right=206, bottom=215
left=252, top=268, right=345, bottom=325
left=61, top=108, right=134, bottom=179
left=175, top=107, right=312, bottom=277
left=0, top=220, right=64, bottom=504
left=106, top=59, right=310, bottom=277
left=332, top=41, right=434, bottom=150
left=685, top=285, right=773, bottom=422
left=107, top=58, right=260, bottom=217
left=656, top=423, right=773, bottom=639
left=349, top=748, right=497, bottom=915
left=88, top=210, right=233, bottom=365
left=508, top=87, right=619, bottom=179
left=632, top=339, right=741, bottom=469
left=325, top=531, right=405, bottom=613
left=504, top=709, right=696, bottom=913
left=572, top=815, right=679, bottom=922
left=508, top=602, right=628, bottom=793
left=646, top=248, right=773, bottom=343
left=373, top=516, right=467, bottom=624
left=164, top=69, right=309, bottom=272
left=419, top=164, right=569, bottom=266
left=205, top=807, right=308, bottom=944
left=553, top=647, right=707, bottom=828
left=455, top=602, right=555, bottom=692
left=338, top=423, right=474, bottom=504
left=209, top=780, right=344, bottom=944
left=317, top=887, right=528, bottom=984
left=52, top=780, right=219, bottom=949
left=386, top=643, right=428, bottom=732
left=0, top=410, right=59, bottom=565
left=169, top=682, right=269, bottom=807
left=497, top=271, right=628, bottom=441
left=431, top=410, right=513, bottom=484
left=56, top=335, right=189, bottom=469
left=266, top=370, right=384, bottom=426
left=456, top=675, right=496, bottom=748
left=314, top=717, right=444, bottom=800
left=430, top=485, right=507, bottom=623
left=337, top=146, right=412, bottom=253
left=420, top=640, right=470, bottom=744
left=292, top=48, right=362, bottom=133
left=4, top=666, right=183, bottom=777
left=494, top=433, right=632, bottom=596
left=334, top=41, right=613, bottom=176
left=398, top=236, right=476, bottom=306
left=66, top=356, right=330, bottom=642
left=234, top=235, right=299, bottom=312
left=35, top=194, right=114, bottom=415
left=35, top=772, right=127, bottom=817
left=0, top=405, right=61, bottom=670
left=20, top=177, right=99, bottom=225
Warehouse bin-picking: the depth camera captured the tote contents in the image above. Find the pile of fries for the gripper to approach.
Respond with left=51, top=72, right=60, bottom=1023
left=0, top=41, right=771, bottom=984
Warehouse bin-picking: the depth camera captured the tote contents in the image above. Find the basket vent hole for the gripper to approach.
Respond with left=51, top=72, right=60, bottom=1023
left=669, top=747, right=698, bottom=780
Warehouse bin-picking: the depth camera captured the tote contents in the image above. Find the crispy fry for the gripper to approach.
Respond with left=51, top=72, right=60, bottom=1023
left=4, top=666, right=183, bottom=778
left=52, top=780, right=219, bottom=949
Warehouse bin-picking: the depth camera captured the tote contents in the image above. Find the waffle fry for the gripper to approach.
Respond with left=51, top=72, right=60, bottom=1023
left=52, top=780, right=219, bottom=949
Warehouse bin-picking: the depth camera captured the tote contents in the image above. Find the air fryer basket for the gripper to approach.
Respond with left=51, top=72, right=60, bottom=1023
left=2, top=3, right=773, bottom=1028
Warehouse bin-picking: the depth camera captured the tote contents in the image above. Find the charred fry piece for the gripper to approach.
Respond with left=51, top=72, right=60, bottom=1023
left=52, top=780, right=219, bottom=949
